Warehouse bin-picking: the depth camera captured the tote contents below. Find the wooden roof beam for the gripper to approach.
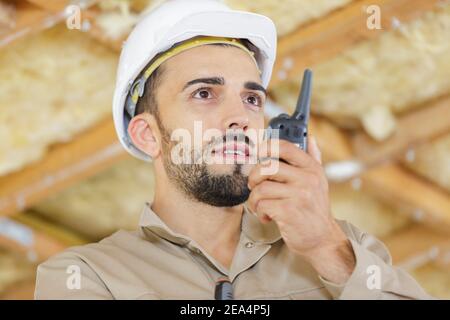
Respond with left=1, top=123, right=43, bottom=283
left=25, top=0, right=69, bottom=12
left=383, top=224, right=450, bottom=269
left=0, top=211, right=87, bottom=263
left=0, top=118, right=128, bottom=216
left=352, top=95, right=450, bottom=165
left=0, top=0, right=100, bottom=47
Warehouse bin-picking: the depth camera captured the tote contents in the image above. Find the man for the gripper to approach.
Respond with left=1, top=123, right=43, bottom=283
left=35, top=0, right=431, bottom=299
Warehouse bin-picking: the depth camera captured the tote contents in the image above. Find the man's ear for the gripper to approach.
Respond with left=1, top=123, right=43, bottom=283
left=127, top=113, right=161, bottom=158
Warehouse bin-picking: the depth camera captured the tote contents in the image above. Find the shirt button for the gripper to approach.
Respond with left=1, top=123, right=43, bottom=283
left=245, top=241, right=255, bottom=248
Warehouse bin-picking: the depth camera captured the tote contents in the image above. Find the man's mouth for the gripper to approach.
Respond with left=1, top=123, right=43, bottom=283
left=211, top=143, right=250, bottom=160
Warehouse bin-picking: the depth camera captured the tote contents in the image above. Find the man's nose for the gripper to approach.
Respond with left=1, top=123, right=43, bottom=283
left=221, top=98, right=249, bottom=132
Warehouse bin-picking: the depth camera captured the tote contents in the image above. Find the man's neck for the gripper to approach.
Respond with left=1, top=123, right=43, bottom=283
left=151, top=177, right=243, bottom=270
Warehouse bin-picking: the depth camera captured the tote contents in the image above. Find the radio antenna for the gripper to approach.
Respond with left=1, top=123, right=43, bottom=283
left=292, top=68, right=312, bottom=123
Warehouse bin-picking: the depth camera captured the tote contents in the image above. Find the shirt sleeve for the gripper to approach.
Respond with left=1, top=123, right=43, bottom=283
left=319, top=221, right=435, bottom=300
left=34, top=251, right=113, bottom=300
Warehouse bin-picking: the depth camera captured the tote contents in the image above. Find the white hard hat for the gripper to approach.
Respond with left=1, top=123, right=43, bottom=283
left=112, top=0, right=277, bottom=161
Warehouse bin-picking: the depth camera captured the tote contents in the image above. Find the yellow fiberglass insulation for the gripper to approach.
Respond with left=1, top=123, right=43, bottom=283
left=93, top=0, right=352, bottom=41
left=0, top=250, right=35, bottom=294
left=410, top=263, right=450, bottom=299
left=32, top=157, right=155, bottom=240
left=0, top=24, right=118, bottom=176
left=329, top=184, right=410, bottom=238
left=403, top=133, right=450, bottom=192
left=225, top=0, right=352, bottom=36
left=271, top=4, right=450, bottom=140
left=94, top=0, right=155, bottom=40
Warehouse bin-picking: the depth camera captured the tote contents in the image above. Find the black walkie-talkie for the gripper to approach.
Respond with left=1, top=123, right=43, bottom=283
left=267, top=69, right=312, bottom=151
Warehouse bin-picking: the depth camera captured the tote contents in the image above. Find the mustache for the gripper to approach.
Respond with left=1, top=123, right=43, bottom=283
left=208, top=132, right=255, bottom=150
left=165, top=129, right=258, bottom=164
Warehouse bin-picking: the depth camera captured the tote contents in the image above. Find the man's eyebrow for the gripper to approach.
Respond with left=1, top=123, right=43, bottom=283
left=244, top=81, right=267, bottom=97
left=183, top=77, right=224, bottom=90
left=182, top=77, right=267, bottom=97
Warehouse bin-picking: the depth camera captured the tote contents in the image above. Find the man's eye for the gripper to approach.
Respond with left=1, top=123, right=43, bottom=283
left=193, top=88, right=213, bottom=99
left=245, top=94, right=262, bottom=107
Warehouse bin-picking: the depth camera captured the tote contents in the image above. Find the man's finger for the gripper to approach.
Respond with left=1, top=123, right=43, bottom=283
left=308, top=135, right=322, bottom=164
left=252, top=199, right=287, bottom=224
left=248, top=160, right=318, bottom=190
left=247, top=180, right=292, bottom=212
left=259, top=139, right=319, bottom=169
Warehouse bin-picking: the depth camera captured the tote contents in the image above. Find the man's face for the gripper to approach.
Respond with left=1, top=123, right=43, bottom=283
left=154, top=44, right=266, bottom=207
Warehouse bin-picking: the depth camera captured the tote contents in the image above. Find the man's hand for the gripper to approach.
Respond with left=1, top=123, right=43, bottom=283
left=247, top=136, right=356, bottom=284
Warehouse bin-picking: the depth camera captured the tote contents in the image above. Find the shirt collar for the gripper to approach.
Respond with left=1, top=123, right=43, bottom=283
left=139, top=202, right=281, bottom=246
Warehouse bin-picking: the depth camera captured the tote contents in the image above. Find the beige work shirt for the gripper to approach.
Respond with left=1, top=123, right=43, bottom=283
left=35, top=202, right=432, bottom=300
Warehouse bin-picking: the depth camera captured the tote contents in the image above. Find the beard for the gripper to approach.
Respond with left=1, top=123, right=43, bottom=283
left=157, top=119, right=251, bottom=207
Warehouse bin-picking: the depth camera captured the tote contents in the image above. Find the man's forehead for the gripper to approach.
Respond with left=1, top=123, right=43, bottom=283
left=162, top=45, right=262, bottom=85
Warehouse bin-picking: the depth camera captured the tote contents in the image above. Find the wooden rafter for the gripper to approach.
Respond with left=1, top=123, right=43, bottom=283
left=0, top=229, right=64, bottom=262
left=383, top=224, right=450, bottom=269
left=352, top=95, right=450, bottom=165
left=13, top=211, right=89, bottom=246
left=25, top=0, right=69, bottom=12
left=0, top=211, right=88, bottom=300
left=271, top=0, right=443, bottom=87
left=0, top=0, right=100, bottom=47
left=0, top=1, right=61, bottom=47
left=0, top=212, right=87, bottom=263
left=309, top=116, right=354, bottom=162
left=0, top=118, right=128, bottom=216
left=0, top=280, right=36, bottom=300
left=362, top=165, right=450, bottom=231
